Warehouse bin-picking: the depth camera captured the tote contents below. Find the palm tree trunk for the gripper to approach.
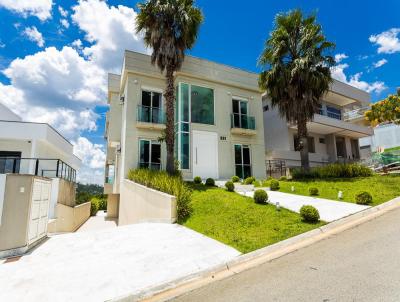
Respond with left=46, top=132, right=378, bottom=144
left=297, top=118, right=310, bottom=171
left=164, top=66, right=175, bottom=174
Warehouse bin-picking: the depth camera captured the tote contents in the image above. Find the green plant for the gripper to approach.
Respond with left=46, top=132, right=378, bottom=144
left=225, top=181, right=235, bottom=192
left=90, top=197, right=100, bottom=216
left=193, top=176, right=202, bottom=184
left=270, top=179, right=280, bottom=191
left=231, top=176, right=240, bottom=182
left=355, top=191, right=373, bottom=205
left=205, top=178, right=215, bottom=186
left=128, top=169, right=193, bottom=222
left=244, top=176, right=256, bottom=185
left=291, top=163, right=373, bottom=180
left=279, top=176, right=287, bottom=181
left=98, top=197, right=107, bottom=211
left=309, top=187, right=319, bottom=196
left=300, top=205, right=320, bottom=223
left=253, top=189, right=268, bottom=204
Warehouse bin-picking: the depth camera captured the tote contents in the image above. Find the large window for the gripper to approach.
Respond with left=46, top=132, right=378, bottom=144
left=175, top=83, right=190, bottom=169
left=0, top=151, right=21, bottom=174
left=234, top=144, right=252, bottom=179
left=138, top=90, right=163, bottom=123
left=294, top=135, right=315, bottom=153
left=139, top=139, right=161, bottom=170
left=232, top=99, right=248, bottom=128
left=191, top=85, right=214, bottom=125
left=326, top=106, right=342, bottom=120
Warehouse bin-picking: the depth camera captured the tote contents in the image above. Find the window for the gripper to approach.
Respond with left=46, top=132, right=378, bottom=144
left=232, top=99, right=248, bottom=128
left=319, top=137, right=326, bottom=144
left=234, top=144, right=252, bottom=179
left=191, top=85, right=214, bottom=125
left=294, top=136, right=315, bottom=153
left=0, top=151, right=21, bottom=174
left=326, top=106, right=341, bottom=120
left=138, top=90, right=162, bottom=123
left=139, top=140, right=161, bottom=170
left=263, top=105, right=269, bottom=112
left=175, top=83, right=190, bottom=169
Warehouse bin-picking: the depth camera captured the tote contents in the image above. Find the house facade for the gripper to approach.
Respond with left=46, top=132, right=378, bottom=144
left=263, top=80, right=373, bottom=168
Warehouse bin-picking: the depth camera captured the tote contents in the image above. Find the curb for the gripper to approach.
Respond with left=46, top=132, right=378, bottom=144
left=112, top=196, right=400, bottom=302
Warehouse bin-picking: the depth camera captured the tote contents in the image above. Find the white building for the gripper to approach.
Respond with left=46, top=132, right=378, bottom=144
left=360, top=123, right=400, bottom=154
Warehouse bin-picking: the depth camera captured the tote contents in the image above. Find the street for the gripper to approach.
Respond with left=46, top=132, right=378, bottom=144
left=173, top=207, right=400, bottom=302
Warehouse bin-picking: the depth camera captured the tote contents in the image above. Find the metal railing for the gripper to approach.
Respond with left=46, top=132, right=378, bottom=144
left=0, top=157, right=76, bottom=182
left=137, top=105, right=165, bottom=124
left=231, top=113, right=256, bottom=130
left=343, top=107, right=369, bottom=121
left=266, top=160, right=286, bottom=178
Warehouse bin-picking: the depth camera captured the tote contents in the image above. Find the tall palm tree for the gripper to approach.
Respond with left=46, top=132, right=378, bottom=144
left=136, top=0, right=203, bottom=174
left=258, top=10, right=335, bottom=170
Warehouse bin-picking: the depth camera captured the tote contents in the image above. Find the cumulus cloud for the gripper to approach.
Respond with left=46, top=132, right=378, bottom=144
left=61, top=19, right=70, bottom=29
left=0, top=0, right=53, bottom=21
left=23, top=26, right=45, bottom=47
left=58, top=5, right=68, bottom=17
left=369, top=28, right=400, bottom=54
left=334, top=53, right=348, bottom=63
left=373, top=58, right=388, bottom=68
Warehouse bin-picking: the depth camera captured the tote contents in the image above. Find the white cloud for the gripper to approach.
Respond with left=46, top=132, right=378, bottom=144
left=71, top=0, right=147, bottom=72
left=0, top=0, right=53, bottom=21
left=23, top=26, right=45, bottom=47
left=334, top=53, right=348, bottom=63
left=71, top=39, right=83, bottom=50
left=369, top=28, right=400, bottom=54
left=58, top=5, right=68, bottom=17
left=373, top=58, right=388, bottom=68
left=61, top=19, right=70, bottom=29
left=0, top=40, right=4, bottom=48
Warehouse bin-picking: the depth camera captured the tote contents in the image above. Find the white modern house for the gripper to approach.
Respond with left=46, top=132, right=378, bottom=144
left=263, top=80, right=373, bottom=170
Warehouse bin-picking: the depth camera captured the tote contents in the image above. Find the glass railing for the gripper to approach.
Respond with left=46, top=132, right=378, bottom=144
left=343, top=107, right=369, bottom=121
left=137, top=105, right=165, bottom=124
left=138, top=162, right=161, bottom=170
left=231, top=113, right=256, bottom=130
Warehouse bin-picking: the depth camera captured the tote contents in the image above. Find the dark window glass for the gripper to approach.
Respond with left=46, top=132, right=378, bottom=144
left=242, top=146, right=251, bottom=165
left=0, top=151, right=21, bottom=174
left=234, top=145, right=242, bottom=165
left=151, top=143, right=161, bottom=164
left=181, top=133, right=190, bottom=169
left=234, top=145, right=252, bottom=179
left=140, top=140, right=150, bottom=164
left=152, top=92, right=161, bottom=108
left=191, top=85, right=214, bottom=124
left=142, top=91, right=152, bottom=107
left=232, top=99, right=240, bottom=114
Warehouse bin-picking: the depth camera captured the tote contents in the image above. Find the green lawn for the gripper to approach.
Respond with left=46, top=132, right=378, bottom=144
left=182, top=184, right=324, bottom=253
left=384, top=146, right=400, bottom=152
left=267, top=175, right=400, bottom=206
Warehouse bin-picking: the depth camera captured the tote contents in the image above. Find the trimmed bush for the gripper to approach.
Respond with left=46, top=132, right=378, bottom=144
left=254, top=189, right=268, bottom=204
left=90, top=197, right=100, bottom=216
left=205, top=178, right=215, bottom=186
left=291, top=163, right=373, bottom=180
left=279, top=176, right=287, bottom=181
left=244, top=176, right=256, bottom=185
left=225, top=181, right=235, bottom=192
left=355, top=191, right=373, bottom=205
left=193, top=176, right=202, bottom=184
left=309, top=187, right=319, bottom=196
left=300, top=205, right=320, bottom=223
left=270, top=179, right=280, bottom=191
left=231, top=175, right=240, bottom=183
left=98, top=197, right=107, bottom=211
left=128, top=169, right=192, bottom=222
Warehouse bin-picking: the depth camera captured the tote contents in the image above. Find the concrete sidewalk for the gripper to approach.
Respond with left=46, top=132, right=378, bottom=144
left=240, top=190, right=369, bottom=222
left=76, top=210, right=117, bottom=232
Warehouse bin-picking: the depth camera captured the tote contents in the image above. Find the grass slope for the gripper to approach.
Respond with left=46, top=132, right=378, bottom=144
left=182, top=184, right=324, bottom=253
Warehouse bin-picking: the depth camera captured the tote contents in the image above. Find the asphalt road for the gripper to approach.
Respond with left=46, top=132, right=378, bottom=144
left=173, top=207, right=400, bottom=302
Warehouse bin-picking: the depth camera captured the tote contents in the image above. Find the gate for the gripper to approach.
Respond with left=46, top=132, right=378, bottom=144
left=266, top=160, right=286, bottom=178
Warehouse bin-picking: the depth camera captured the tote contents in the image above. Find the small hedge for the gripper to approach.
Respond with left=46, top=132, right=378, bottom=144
left=128, top=169, right=192, bottom=222
left=270, top=180, right=280, bottom=191
left=300, top=205, right=320, bottom=223
left=309, top=187, right=319, bottom=196
left=205, top=178, right=215, bottom=186
left=225, top=181, right=235, bottom=192
left=244, top=176, right=256, bottom=185
left=254, top=189, right=268, bottom=204
left=355, top=191, right=373, bottom=205
left=292, top=163, right=373, bottom=180
left=279, top=176, right=287, bottom=181
left=193, top=176, right=202, bottom=184
left=231, top=176, right=240, bottom=182
left=90, top=197, right=100, bottom=216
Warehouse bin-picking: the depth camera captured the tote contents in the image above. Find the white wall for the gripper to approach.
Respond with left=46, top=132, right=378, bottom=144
left=0, top=174, right=6, bottom=226
left=360, top=123, right=400, bottom=151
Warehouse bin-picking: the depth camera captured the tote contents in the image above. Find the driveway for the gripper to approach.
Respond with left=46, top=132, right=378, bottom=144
left=239, top=189, right=369, bottom=222
left=0, top=223, right=240, bottom=302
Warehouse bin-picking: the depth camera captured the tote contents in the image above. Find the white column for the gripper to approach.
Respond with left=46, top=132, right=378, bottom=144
left=28, top=139, right=37, bottom=174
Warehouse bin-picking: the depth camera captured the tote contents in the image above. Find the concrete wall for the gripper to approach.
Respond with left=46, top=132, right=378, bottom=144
left=119, top=179, right=177, bottom=225
left=55, top=178, right=76, bottom=207
left=54, top=202, right=90, bottom=233
left=107, top=194, right=119, bottom=218
left=360, top=123, right=400, bottom=152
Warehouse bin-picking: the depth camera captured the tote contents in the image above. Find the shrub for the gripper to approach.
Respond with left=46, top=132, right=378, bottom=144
left=225, top=181, right=235, bottom=192
left=205, top=178, right=215, bottom=186
left=90, top=197, right=100, bottom=216
left=128, top=169, right=192, bottom=222
left=253, top=180, right=261, bottom=187
left=309, top=187, right=319, bottom=196
left=231, top=175, right=240, bottom=182
left=279, top=176, right=287, bottom=181
left=193, top=176, right=202, bottom=184
left=244, top=176, right=256, bottom=185
left=355, top=191, right=373, bottom=205
left=300, top=205, right=320, bottom=223
left=254, top=189, right=268, bottom=204
left=98, top=197, right=107, bottom=211
left=270, top=179, right=280, bottom=191
left=291, top=163, right=373, bottom=180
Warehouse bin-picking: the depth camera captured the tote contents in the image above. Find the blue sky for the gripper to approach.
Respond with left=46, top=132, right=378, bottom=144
left=0, top=0, right=399, bottom=184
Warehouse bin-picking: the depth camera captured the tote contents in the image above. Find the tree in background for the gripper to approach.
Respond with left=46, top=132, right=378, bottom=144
left=258, top=9, right=335, bottom=170
left=136, top=0, right=203, bottom=174
left=365, top=90, right=400, bottom=126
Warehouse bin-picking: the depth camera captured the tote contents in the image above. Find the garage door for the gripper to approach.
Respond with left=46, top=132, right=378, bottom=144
left=28, top=179, right=51, bottom=245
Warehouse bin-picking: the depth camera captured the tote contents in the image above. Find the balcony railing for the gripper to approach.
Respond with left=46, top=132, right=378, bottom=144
left=0, top=157, right=76, bottom=182
left=231, top=113, right=256, bottom=130
left=343, top=107, right=369, bottom=121
left=138, top=162, right=161, bottom=170
left=137, top=105, right=165, bottom=124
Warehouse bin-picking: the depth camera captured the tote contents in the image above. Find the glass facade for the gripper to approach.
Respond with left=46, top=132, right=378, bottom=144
left=175, top=83, right=190, bottom=169
left=191, top=85, right=214, bottom=125
left=234, top=144, right=252, bottom=179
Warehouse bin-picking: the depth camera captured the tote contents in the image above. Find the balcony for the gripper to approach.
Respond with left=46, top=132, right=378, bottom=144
left=136, top=105, right=166, bottom=130
left=343, top=107, right=370, bottom=122
left=230, top=113, right=256, bottom=136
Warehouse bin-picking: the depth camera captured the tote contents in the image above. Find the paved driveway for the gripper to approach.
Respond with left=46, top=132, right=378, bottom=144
left=239, top=190, right=369, bottom=222
left=0, top=223, right=240, bottom=302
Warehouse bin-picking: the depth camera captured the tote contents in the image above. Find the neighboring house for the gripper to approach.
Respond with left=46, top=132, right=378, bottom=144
left=359, top=123, right=400, bottom=156
left=262, top=80, right=373, bottom=168
left=104, top=50, right=266, bottom=222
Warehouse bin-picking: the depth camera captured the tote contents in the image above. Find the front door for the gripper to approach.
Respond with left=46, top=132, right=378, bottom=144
left=192, top=131, right=218, bottom=179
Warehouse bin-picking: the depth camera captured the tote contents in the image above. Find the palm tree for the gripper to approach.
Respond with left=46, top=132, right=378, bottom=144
left=136, top=0, right=203, bottom=174
left=258, top=10, right=335, bottom=170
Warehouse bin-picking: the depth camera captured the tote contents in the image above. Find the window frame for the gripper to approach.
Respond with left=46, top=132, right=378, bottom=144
left=234, top=144, right=252, bottom=179
left=138, top=139, right=162, bottom=170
